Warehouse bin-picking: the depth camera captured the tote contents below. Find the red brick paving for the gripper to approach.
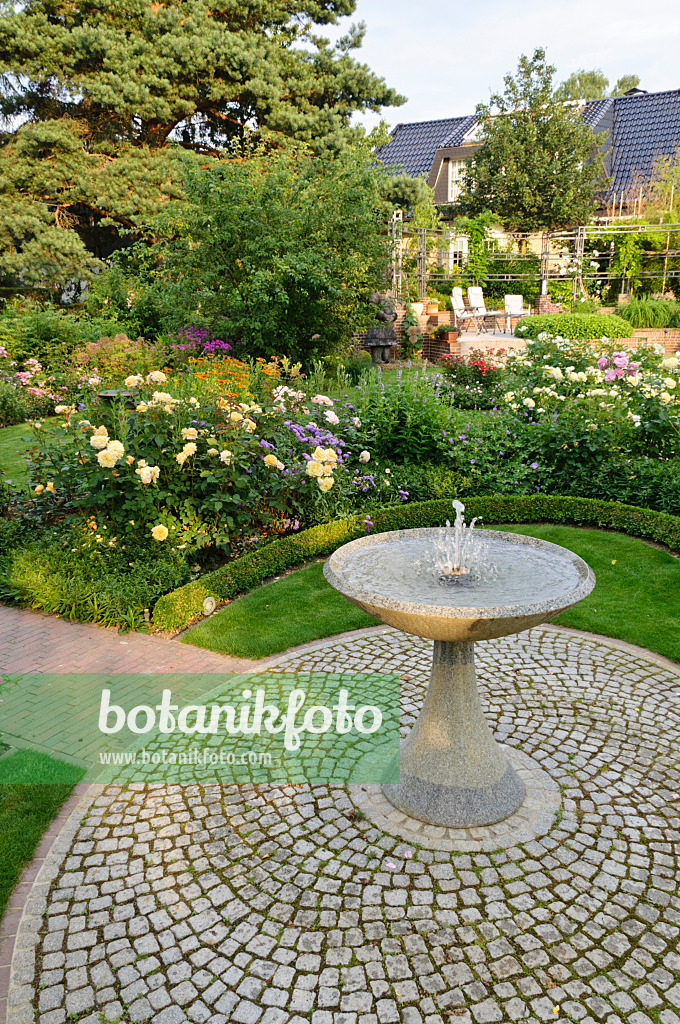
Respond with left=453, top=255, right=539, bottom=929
left=0, top=605, right=257, bottom=673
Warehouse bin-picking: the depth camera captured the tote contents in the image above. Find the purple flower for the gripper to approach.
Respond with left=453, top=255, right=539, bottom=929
left=363, top=515, right=374, bottom=533
left=470, top=459, right=475, bottom=464
left=531, top=462, right=538, bottom=469
left=259, top=440, right=275, bottom=449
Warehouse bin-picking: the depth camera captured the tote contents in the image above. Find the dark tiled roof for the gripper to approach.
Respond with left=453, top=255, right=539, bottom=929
left=378, top=90, right=680, bottom=194
left=375, top=115, right=476, bottom=176
left=582, top=97, right=614, bottom=128
left=608, top=89, right=680, bottom=192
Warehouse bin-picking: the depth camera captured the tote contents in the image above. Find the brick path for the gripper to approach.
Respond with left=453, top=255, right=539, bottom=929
left=0, top=606, right=257, bottom=674
left=3, top=614, right=680, bottom=1024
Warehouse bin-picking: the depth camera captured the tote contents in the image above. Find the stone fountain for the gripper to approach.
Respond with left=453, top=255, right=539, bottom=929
left=324, top=504, right=595, bottom=828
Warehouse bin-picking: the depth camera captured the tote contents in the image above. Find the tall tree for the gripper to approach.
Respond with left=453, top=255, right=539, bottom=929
left=555, top=68, right=640, bottom=101
left=0, top=0, right=404, bottom=292
left=0, top=0, right=404, bottom=153
left=458, top=48, right=608, bottom=231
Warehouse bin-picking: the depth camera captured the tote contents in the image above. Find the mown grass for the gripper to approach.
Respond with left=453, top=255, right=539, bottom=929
left=183, top=526, right=680, bottom=664
left=0, top=749, right=84, bottom=921
left=182, top=560, right=379, bottom=659
left=0, top=419, right=62, bottom=489
left=488, top=524, right=680, bottom=663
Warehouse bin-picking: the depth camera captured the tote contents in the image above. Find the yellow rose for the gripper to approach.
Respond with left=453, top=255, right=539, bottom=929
left=107, top=440, right=125, bottom=458
left=182, top=442, right=197, bottom=456
left=34, top=484, right=44, bottom=494
left=45, top=482, right=56, bottom=493
left=263, top=454, right=278, bottom=468
left=136, top=402, right=148, bottom=412
left=664, top=378, right=676, bottom=389
left=313, top=446, right=326, bottom=461
left=220, top=449, right=232, bottom=464
left=181, top=427, right=199, bottom=440
left=318, top=476, right=334, bottom=492
left=151, top=524, right=169, bottom=541
left=323, top=448, right=338, bottom=462
left=306, top=459, right=323, bottom=478
left=230, top=411, right=243, bottom=423
left=98, top=449, right=118, bottom=468
left=207, top=448, right=219, bottom=456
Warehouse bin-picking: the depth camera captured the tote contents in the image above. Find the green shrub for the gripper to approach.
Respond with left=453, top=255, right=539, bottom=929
left=0, top=535, right=191, bottom=629
left=616, top=298, right=680, bottom=330
left=153, top=493, right=680, bottom=630
left=515, top=313, right=633, bottom=340
left=0, top=299, right=132, bottom=367
left=0, top=381, right=29, bottom=428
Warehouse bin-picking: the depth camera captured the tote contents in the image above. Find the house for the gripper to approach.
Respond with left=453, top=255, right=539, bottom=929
left=377, top=88, right=680, bottom=211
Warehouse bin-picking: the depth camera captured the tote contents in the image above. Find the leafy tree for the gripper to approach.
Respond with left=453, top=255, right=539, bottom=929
left=555, top=68, right=640, bottom=101
left=555, top=69, right=610, bottom=101
left=112, top=144, right=395, bottom=361
left=611, top=74, right=641, bottom=97
left=0, top=0, right=404, bottom=292
left=458, top=48, right=608, bottom=231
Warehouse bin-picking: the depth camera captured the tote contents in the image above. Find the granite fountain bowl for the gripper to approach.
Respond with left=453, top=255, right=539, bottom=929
left=323, top=527, right=596, bottom=828
left=323, top=527, right=595, bottom=643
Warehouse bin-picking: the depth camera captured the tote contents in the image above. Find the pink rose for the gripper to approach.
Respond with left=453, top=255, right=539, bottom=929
left=597, top=357, right=609, bottom=370
left=604, top=368, right=616, bottom=382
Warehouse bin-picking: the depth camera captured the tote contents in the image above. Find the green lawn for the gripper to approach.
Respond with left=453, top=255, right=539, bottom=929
left=0, top=420, right=58, bottom=489
left=182, top=560, right=379, bottom=659
left=183, top=526, right=680, bottom=664
left=0, top=749, right=84, bottom=921
left=488, top=524, right=680, bottom=663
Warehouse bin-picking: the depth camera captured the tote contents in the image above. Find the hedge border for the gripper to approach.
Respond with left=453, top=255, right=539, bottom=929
left=152, top=494, right=680, bottom=631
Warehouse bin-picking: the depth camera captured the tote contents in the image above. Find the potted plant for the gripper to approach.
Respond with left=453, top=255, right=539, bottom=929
left=425, top=296, right=440, bottom=314
left=409, top=300, right=424, bottom=317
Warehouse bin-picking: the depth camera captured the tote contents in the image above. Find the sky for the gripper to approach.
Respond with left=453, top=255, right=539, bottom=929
left=323, top=0, right=680, bottom=131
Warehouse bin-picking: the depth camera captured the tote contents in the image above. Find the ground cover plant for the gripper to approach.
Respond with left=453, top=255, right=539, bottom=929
left=183, top=560, right=378, bottom=658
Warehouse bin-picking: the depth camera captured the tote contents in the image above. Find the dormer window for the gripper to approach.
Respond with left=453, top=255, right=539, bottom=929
left=448, top=159, right=468, bottom=201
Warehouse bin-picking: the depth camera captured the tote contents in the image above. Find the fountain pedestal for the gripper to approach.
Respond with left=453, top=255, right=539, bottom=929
left=383, top=640, right=525, bottom=826
left=324, top=524, right=595, bottom=830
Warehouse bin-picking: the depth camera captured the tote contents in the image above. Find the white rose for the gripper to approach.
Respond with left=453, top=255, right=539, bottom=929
left=324, top=410, right=340, bottom=426
left=359, top=451, right=370, bottom=463
left=147, top=371, right=167, bottom=384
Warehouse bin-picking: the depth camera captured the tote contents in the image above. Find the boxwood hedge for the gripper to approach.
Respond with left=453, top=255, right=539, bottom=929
left=515, top=313, right=633, bottom=340
left=153, top=494, right=680, bottom=631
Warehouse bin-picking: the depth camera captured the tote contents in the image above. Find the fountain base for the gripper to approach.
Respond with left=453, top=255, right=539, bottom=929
left=382, top=639, right=525, bottom=827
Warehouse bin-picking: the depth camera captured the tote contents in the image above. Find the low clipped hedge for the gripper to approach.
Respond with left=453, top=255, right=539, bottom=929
left=515, top=313, right=633, bottom=340
left=153, top=494, right=680, bottom=631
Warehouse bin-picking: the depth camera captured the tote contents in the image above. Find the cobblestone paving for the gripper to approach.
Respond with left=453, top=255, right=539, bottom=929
left=9, top=627, right=680, bottom=1024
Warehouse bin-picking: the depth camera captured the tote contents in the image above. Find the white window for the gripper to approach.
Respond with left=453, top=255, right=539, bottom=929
left=448, top=236, right=468, bottom=269
left=448, top=159, right=468, bottom=202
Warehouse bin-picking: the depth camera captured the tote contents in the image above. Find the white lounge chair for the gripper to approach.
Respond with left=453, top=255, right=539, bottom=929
left=466, top=287, right=504, bottom=333
left=504, top=294, right=531, bottom=333
left=450, top=287, right=479, bottom=331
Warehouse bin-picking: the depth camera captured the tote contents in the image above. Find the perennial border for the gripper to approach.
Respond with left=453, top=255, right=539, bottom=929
left=153, top=494, right=680, bottom=631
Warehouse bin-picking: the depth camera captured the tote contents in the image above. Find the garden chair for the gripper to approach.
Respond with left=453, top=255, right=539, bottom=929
left=504, top=294, right=531, bottom=333
left=450, top=287, right=479, bottom=331
left=466, top=287, right=504, bottom=333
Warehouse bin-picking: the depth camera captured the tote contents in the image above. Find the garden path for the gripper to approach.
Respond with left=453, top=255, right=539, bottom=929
left=2, top=607, right=680, bottom=1024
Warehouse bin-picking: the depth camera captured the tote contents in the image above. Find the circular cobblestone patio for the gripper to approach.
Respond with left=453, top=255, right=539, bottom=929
left=7, top=626, right=680, bottom=1024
